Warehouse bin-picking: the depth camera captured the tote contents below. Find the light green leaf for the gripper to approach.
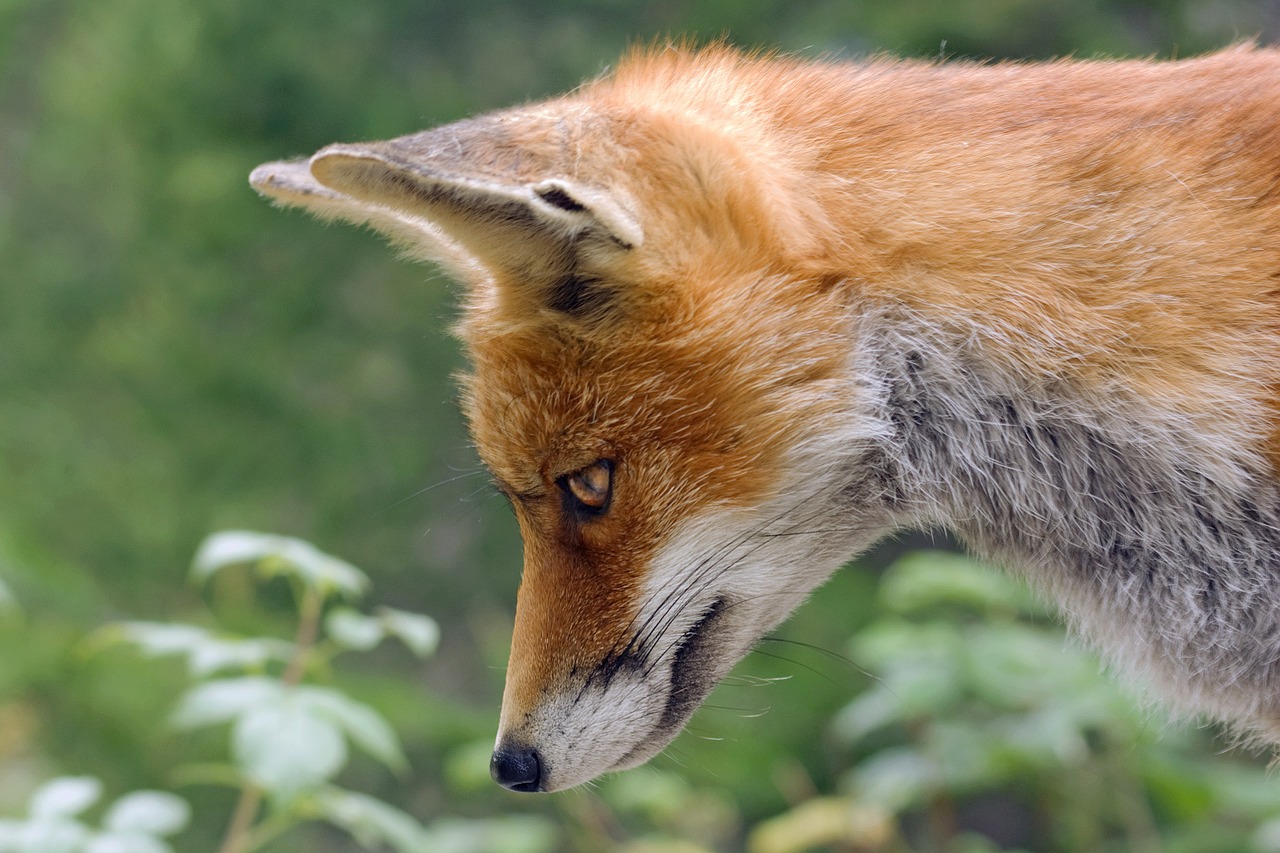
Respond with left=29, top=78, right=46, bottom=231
left=599, top=767, right=691, bottom=818
left=171, top=677, right=285, bottom=729
left=113, top=622, right=210, bottom=656
left=0, top=576, right=17, bottom=613
left=313, top=787, right=430, bottom=852
left=101, top=792, right=190, bottom=837
left=192, top=531, right=368, bottom=598
left=848, top=624, right=965, bottom=720
left=13, top=820, right=91, bottom=853
left=425, top=817, right=560, bottom=853
left=964, top=623, right=1094, bottom=710
left=325, top=608, right=385, bottom=651
left=879, top=551, right=1043, bottom=617
left=847, top=748, right=938, bottom=812
left=86, top=834, right=172, bottom=853
left=30, top=777, right=102, bottom=819
left=188, top=637, right=294, bottom=677
left=1253, top=817, right=1280, bottom=853
left=233, top=701, right=347, bottom=800
left=294, top=686, right=406, bottom=771
left=849, top=621, right=962, bottom=670
left=831, top=689, right=910, bottom=744
left=112, top=623, right=292, bottom=677
left=376, top=608, right=440, bottom=658
left=0, top=819, right=20, bottom=851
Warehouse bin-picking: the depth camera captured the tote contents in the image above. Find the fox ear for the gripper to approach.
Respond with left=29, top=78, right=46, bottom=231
left=250, top=124, right=643, bottom=295
left=249, top=158, right=484, bottom=276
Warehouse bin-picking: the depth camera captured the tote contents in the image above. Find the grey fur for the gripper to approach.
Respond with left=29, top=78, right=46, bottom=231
left=851, top=303, right=1280, bottom=736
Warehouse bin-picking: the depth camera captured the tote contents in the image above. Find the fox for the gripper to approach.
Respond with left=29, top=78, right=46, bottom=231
left=251, top=43, right=1280, bottom=793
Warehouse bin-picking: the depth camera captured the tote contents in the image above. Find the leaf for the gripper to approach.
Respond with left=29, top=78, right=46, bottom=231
left=0, top=576, right=17, bottom=613
left=12, top=819, right=91, bottom=853
left=831, top=689, right=910, bottom=744
left=30, top=777, right=102, bottom=819
left=748, top=797, right=894, bottom=853
left=187, top=637, right=295, bottom=677
left=320, top=806, right=561, bottom=853
left=0, top=820, right=19, bottom=850
left=1253, top=818, right=1280, bottom=853
left=294, top=686, right=406, bottom=771
left=192, top=531, right=367, bottom=598
left=313, top=787, right=430, bottom=852
left=112, top=622, right=211, bottom=656
left=170, top=677, right=284, bottom=729
left=111, top=623, right=293, bottom=677
left=424, top=817, right=560, bottom=853
left=85, top=834, right=172, bottom=853
left=846, top=748, right=939, bottom=812
left=375, top=608, right=440, bottom=658
left=848, top=624, right=965, bottom=720
left=101, top=792, right=190, bottom=836
left=233, top=701, right=347, bottom=800
left=600, top=767, right=691, bottom=818
left=878, top=551, right=1043, bottom=617
left=325, top=608, right=385, bottom=651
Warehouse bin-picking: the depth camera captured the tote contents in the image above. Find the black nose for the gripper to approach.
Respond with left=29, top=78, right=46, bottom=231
left=490, top=744, right=544, bottom=792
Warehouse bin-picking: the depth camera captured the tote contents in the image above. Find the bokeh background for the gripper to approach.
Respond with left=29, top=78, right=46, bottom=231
left=5, top=1, right=1280, bottom=851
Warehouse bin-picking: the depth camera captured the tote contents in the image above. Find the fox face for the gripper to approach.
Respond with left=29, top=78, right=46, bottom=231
left=255, top=45, right=1280, bottom=791
left=253, top=79, right=888, bottom=791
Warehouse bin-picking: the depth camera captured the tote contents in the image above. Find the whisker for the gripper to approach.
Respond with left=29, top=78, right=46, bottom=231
left=375, top=468, right=490, bottom=515
left=719, top=673, right=794, bottom=687
left=757, top=636, right=863, bottom=674
left=745, top=647, right=846, bottom=687
left=699, top=703, right=772, bottom=718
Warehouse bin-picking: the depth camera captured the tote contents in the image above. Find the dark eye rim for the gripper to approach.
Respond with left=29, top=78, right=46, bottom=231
left=558, top=459, right=615, bottom=519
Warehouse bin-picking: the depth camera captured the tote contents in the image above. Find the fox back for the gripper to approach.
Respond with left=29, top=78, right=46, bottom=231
left=252, top=44, right=1280, bottom=792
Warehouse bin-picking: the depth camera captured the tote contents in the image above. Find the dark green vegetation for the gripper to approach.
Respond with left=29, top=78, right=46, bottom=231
left=4, top=1, right=1280, bottom=850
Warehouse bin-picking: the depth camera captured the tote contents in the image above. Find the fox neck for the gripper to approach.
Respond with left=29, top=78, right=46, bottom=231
left=858, top=301, right=1280, bottom=733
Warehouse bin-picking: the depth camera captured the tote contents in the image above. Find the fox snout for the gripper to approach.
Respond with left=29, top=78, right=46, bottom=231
left=491, top=590, right=735, bottom=792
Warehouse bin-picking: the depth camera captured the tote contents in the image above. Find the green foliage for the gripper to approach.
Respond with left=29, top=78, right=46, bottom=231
left=73, top=532, right=558, bottom=853
left=6, top=2, right=1280, bottom=851
left=0, top=776, right=190, bottom=853
left=767, top=552, right=1280, bottom=853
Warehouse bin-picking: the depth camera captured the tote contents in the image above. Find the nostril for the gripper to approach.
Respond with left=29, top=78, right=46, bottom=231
left=490, top=744, right=544, bottom=792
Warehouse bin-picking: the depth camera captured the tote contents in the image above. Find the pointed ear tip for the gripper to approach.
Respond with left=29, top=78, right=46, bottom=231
left=248, top=160, right=287, bottom=191
left=249, top=160, right=322, bottom=201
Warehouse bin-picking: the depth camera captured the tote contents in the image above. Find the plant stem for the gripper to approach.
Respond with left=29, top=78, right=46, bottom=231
left=216, top=784, right=264, bottom=853
left=216, top=583, right=327, bottom=853
left=282, top=583, right=325, bottom=687
left=238, top=808, right=302, bottom=853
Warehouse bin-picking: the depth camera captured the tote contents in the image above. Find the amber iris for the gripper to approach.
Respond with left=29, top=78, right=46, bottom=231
left=564, top=460, right=613, bottom=512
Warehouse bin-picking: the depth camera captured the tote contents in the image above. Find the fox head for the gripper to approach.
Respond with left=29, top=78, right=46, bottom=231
left=252, top=49, right=893, bottom=791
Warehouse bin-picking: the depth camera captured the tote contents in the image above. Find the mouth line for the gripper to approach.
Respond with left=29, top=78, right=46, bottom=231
left=657, top=595, right=729, bottom=730
left=608, top=595, right=731, bottom=774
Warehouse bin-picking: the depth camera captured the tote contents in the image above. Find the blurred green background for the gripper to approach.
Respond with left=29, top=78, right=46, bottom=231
left=5, top=1, right=1280, bottom=851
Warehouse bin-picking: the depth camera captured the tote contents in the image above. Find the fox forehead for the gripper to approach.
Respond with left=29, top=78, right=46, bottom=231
left=457, top=296, right=846, bottom=508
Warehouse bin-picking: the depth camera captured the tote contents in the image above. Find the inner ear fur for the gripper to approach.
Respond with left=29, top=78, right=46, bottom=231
left=311, top=146, right=639, bottom=274
left=250, top=111, right=645, bottom=315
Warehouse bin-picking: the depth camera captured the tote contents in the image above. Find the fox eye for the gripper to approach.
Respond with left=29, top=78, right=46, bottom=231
left=560, top=460, right=614, bottom=516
